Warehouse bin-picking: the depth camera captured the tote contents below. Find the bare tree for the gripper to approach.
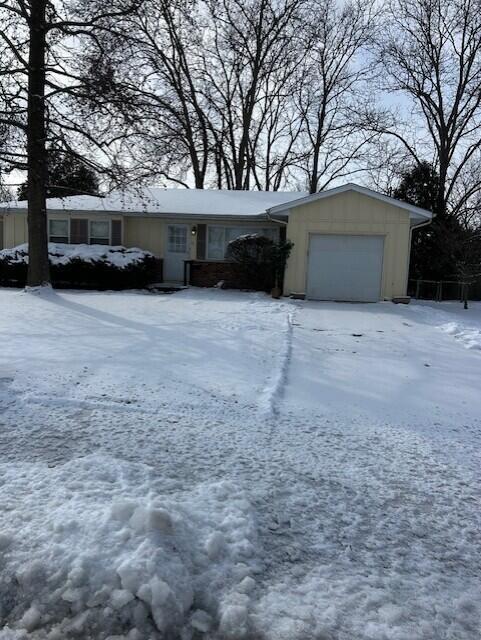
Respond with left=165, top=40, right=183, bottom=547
left=0, top=0, right=141, bottom=286
left=107, top=0, right=213, bottom=189
left=374, top=0, right=481, bottom=217
left=106, top=0, right=306, bottom=191
left=68, top=0, right=381, bottom=194
left=203, top=0, right=305, bottom=190
left=293, top=0, right=377, bottom=193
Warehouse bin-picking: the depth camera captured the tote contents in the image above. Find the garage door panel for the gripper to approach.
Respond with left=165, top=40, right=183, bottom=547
left=307, top=234, right=384, bottom=302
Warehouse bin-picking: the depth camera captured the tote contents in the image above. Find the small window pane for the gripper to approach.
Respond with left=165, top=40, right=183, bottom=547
left=49, top=219, right=68, bottom=243
left=90, top=221, right=110, bottom=245
left=167, top=225, right=187, bottom=253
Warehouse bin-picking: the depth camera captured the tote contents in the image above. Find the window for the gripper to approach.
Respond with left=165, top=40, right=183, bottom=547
left=207, top=226, right=278, bottom=260
left=49, top=219, right=69, bottom=243
left=207, top=226, right=225, bottom=260
left=90, top=220, right=110, bottom=245
left=167, top=225, right=187, bottom=253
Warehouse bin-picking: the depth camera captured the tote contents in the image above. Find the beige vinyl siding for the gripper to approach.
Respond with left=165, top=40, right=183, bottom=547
left=284, top=190, right=411, bottom=300
left=3, top=213, right=28, bottom=248
left=123, top=217, right=280, bottom=259
left=123, top=217, right=164, bottom=256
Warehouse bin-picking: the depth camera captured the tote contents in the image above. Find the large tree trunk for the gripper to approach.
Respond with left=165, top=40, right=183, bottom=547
left=27, top=0, right=50, bottom=287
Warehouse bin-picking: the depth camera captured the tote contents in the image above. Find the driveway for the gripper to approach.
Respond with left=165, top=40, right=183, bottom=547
left=0, top=288, right=480, bottom=639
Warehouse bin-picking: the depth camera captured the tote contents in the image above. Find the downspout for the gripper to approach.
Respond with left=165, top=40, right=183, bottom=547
left=406, top=217, right=434, bottom=297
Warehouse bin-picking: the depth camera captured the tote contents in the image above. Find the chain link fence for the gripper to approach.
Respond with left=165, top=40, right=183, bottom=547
left=408, top=279, right=481, bottom=301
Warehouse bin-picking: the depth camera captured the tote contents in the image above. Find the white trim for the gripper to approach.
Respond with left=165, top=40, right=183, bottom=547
left=267, top=183, right=433, bottom=221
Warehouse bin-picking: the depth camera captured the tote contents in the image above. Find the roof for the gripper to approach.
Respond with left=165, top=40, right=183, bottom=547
left=0, top=188, right=308, bottom=219
left=0, top=183, right=433, bottom=223
left=267, top=183, right=433, bottom=222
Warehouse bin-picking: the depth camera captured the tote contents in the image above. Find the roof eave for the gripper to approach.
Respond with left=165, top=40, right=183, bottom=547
left=0, top=207, right=274, bottom=222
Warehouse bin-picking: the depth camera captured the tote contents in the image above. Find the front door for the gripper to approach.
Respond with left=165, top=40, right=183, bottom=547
left=164, top=224, right=190, bottom=282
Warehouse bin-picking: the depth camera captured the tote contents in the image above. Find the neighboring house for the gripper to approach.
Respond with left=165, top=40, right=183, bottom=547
left=0, top=184, right=432, bottom=302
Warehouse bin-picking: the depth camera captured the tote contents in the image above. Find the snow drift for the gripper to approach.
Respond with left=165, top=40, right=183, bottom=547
left=0, top=456, right=260, bottom=639
left=440, top=321, right=481, bottom=350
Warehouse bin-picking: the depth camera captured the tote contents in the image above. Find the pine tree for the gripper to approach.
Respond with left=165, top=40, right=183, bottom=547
left=394, top=162, right=461, bottom=280
left=17, top=150, right=99, bottom=201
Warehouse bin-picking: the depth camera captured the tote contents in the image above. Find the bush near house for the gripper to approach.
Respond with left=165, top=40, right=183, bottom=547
left=225, top=234, right=294, bottom=292
left=0, top=244, right=161, bottom=289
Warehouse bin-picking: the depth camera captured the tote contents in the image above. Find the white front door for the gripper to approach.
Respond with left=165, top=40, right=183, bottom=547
left=164, top=224, right=190, bottom=282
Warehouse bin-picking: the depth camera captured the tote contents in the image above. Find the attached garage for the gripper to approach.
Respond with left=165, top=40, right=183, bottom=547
left=307, top=234, right=384, bottom=302
left=268, top=184, right=432, bottom=302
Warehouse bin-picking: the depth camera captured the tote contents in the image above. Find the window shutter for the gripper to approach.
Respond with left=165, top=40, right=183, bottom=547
left=111, top=220, right=122, bottom=246
left=70, top=219, right=88, bottom=244
left=197, top=224, right=206, bottom=260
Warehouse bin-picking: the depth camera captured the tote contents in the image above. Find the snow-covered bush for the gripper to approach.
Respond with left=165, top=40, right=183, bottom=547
left=0, top=243, right=160, bottom=289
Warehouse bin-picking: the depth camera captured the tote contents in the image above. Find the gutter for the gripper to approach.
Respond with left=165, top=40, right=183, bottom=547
left=266, top=209, right=289, bottom=225
left=0, top=208, right=273, bottom=223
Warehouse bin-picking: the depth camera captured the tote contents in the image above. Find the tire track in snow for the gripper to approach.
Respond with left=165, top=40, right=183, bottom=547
left=258, top=307, right=296, bottom=418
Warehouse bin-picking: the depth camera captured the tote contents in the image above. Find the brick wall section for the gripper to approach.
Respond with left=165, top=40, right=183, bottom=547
left=188, top=261, right=242, bottom=288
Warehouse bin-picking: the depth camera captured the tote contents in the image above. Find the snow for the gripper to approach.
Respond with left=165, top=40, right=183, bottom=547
left=0, top=455, right=259, bottom=638
left=0, top=243, right=152, bottom=268
left=0, top=187, right=308, bottom=217
left=408, top=301, right=481, bottom=351
left=0, top=288, right=480, bottom=639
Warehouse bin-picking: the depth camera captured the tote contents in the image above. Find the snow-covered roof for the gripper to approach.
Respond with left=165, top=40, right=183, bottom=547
left=267, top=183, right=434, bottom=223
left=0, top=183, right=433, bottom=223
left=0, top=187, right=309, bottom=219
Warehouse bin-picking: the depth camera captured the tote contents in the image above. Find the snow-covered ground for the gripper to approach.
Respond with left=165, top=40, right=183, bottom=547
left=0, top=288, right=480, bottom=639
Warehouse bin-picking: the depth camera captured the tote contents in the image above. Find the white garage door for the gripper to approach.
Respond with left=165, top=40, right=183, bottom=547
left=307, top=234, right=384, bottom=302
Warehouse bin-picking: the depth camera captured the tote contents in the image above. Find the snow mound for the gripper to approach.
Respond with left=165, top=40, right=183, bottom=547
left=0, top=456, right=260, bottom=639
left=0, top=243, right=152, bottom=269
left=440, top=321, right=481, bottom=350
